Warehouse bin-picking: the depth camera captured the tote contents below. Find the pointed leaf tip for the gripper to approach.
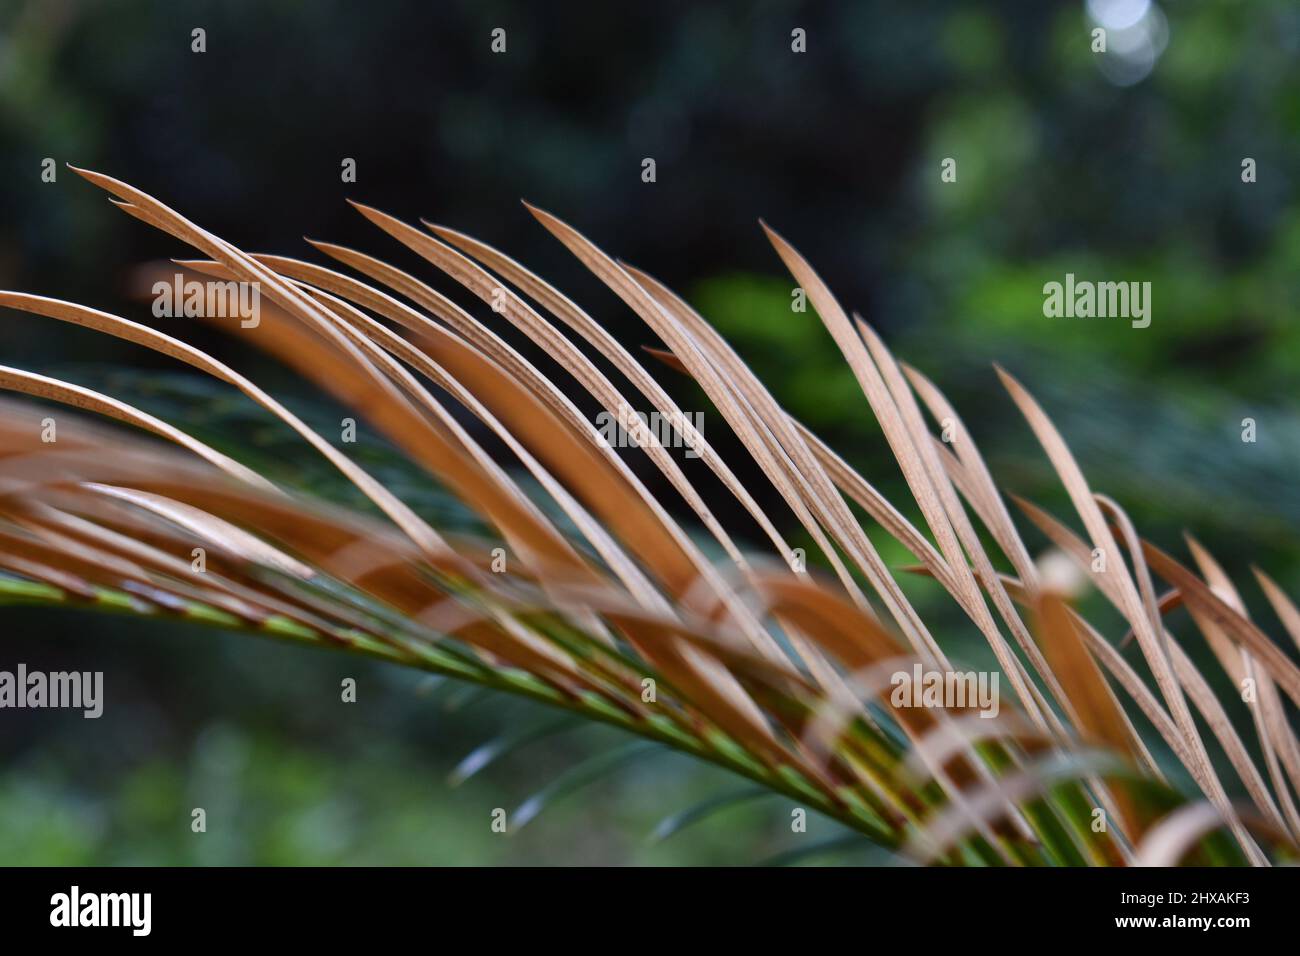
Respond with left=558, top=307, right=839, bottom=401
left=346, top=199, right=387, bottom=221
left=851, top=311, right=882, bottom=341
left=520, top=201, right=563, bottom=230
left=523, top=204, right=551, bottom=225
left=993, top=363, right=1023, bottom=394
left=65, top=165, right=119, bottom=190
left=421, top=220, right=469, bottom=244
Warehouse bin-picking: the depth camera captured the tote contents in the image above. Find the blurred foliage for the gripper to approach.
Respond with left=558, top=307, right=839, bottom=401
left=0, top=604, right=879, bottom=865
left=0, top=0, right=1297, bottom=863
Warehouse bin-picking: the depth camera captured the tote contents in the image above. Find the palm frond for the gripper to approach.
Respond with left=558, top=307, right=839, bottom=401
left=2, top=167, right=1298, bottom=865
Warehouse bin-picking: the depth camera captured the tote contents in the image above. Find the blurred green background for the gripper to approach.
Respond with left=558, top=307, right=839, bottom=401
left=0, top=0, right=1297, bottom=863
